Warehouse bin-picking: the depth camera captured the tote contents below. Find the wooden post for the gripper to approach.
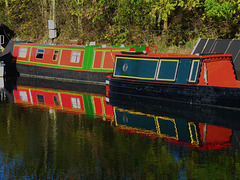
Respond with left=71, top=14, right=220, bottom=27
left=52, top=0, right=56, bottom=21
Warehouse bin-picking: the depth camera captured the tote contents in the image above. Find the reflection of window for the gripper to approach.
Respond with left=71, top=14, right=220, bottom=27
left=18, top=48, right=28, bottom=58
left=158, top=116, right=178, bottom=140
left=157, top=59, right=179, bottom=81
left=188, top=60, right=200, bottom=83
left=52, top=50, right=59, bottom=61
left=53, top=96, right=59, bottom=106
left=71, top=97, right=81, bottom=109
left=19, top=91, right=28, bottom=101
left=36, top=49, right=44, bottom=59
left=70, top=51, right=81, bottom=63
left=37, top=94, right=45, bottom=104
left=188, top=122, right=199, bottom=145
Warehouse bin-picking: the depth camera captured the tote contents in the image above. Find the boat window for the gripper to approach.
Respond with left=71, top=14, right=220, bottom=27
left=19, top=91, right=28, bottom=101
left=53, top=96, right=59, bottom=106
left=157, top=59, right=179, bottom=81
left=52, top=50, right=59, bottom=61
left=188, top=60, right=200, bottom=83
left=18, top=47, right=28, bottom=58
left=188, top=122, right=199, bottom=145
left=158, top=116, right=178, bottom=140
left=37, top=94, right=45, bottom=104
left=70, top=51, right=81, bottom=63
left=71, top=97, right=81, bottom=109
left=36, top=49, right=44, bottom=59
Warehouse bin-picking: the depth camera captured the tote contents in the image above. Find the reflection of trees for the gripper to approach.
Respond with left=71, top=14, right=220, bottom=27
left=1, top=102, right=240, bottom=179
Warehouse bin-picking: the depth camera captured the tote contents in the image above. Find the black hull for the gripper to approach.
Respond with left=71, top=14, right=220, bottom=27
left=108, top=77, right=240, bottom=109
left=16, top=63, right=111, bottom=85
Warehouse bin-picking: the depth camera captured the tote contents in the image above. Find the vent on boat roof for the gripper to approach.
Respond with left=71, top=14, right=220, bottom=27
left=191, top=38, right=240, bottom=79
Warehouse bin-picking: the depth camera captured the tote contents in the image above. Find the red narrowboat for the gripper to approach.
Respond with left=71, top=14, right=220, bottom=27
left=0, top=40, right=147, bottom=84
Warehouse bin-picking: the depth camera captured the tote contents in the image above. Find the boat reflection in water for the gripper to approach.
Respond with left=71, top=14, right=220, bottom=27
left=2, top=77, right=240, bottom=178
left=108, top=96, right=240, bottom=150
left=7, top=77, right=114, bottom=121
left=6, top=77, right=240, bottom=150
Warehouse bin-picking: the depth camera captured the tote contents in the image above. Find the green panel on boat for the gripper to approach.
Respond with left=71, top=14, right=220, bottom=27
left=133, top=45, right=146, bottom=52
left=114, top=57, right=159, bottom=80
left=83, top=46, right=95, bottom=70
left=83, top=94, right=94, bottom=116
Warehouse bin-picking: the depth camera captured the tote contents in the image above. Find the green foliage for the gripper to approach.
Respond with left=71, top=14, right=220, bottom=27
left=204, top=0, right=234, bottom=20
left=1, top=0, right=240, bottom=48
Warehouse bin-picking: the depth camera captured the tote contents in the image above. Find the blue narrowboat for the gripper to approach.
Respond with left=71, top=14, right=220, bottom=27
left=106, top=52, right=240, bottom=109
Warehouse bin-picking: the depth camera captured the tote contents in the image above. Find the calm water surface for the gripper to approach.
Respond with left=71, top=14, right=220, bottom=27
left=0, top=77, right=240, bottom=179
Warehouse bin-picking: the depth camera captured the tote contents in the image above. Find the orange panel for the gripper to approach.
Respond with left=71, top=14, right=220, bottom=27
left=13, top=89, right=30, bottom=103
left=13, top=46, right=30, bottom=62
left=199, top=123, right=232, bottom=144
left=197, top=57, right=239, bottom=87
left=102, top=51, right=115, bottom=69
left=60, top=49, right=84, bottom=68
left=29, top=48, right=59, bottom=65
left=30, top=90, right=59, bottom=107
left=60, top=93, right=85, bottom=112
left=103, top=98, right=114, bottom=116
left=93, top=97, right=103, bottom=114
left=93, top=51, right=103, bottom=69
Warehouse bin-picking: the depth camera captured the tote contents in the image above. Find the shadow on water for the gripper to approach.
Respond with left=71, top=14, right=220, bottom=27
left=1, top=76, right=240, bottom=179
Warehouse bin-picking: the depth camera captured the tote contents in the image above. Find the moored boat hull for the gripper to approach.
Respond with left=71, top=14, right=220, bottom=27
left=107, top=76, right=240, bottom=109
left=17, top=63, right=111, bottom=84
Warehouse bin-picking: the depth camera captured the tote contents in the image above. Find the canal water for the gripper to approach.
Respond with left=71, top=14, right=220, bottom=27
left=1, top=77, right=240, bottom=179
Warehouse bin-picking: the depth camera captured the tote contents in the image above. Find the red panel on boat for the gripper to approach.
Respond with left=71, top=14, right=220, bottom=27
left=198, top=56, right=237, bottom=87
left=93, top=97, right=103, bottom=114
left=30, top=90, right=59, bottom=107
left=199, top=123, right=232, bottom=144
left=60, top=93, right=85, bottom=112
left=30, top=48, right=60, bottom=65
left=102, top=51, right=115, bottom=69
left=13, top=46, right=30, bottom=61
left=13, top=89, right=30, bottom=103
left=60, top=49, right=84, bottom=68
left=103, top=99, right=114, bottom=116
left=93, top=51, right=103, bottom=69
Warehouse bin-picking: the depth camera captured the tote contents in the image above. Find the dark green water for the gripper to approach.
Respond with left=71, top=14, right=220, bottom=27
left=1, top=77, right=240, bottom=179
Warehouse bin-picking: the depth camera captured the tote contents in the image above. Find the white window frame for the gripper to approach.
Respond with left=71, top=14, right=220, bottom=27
left=71, top=97, right=81, bottom=109
left=70, top=51, right=81, bottom=63
left=18, top=47, right=28, bottom=58
left=19, top=91, right=28, bottom=101
left=188, top=60, right=200, bottom=83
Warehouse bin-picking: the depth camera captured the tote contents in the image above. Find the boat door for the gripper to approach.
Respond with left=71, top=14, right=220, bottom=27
left=176, top=59, right=192, bottom=84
